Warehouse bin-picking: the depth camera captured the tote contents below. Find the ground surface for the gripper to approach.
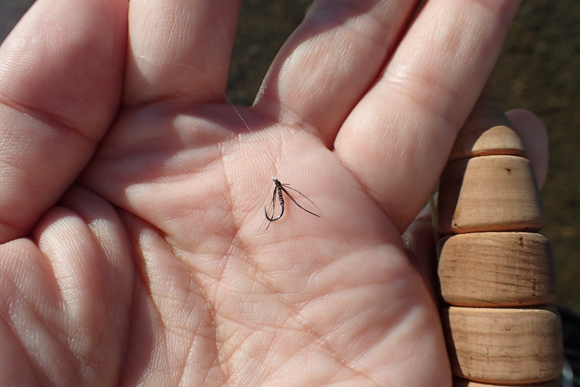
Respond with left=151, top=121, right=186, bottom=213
left=2, top=0, right=579, bottom=313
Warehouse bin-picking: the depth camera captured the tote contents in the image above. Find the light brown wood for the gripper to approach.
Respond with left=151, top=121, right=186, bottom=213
left=453, top=376, right=562, bottom=386
left=442, top=306, right=563, bottom=384
left=438, top=155, right=546, bottom=234
left=449, top=98, right=526, bottom=161
left=438, top=232, right=557, bottom=307
left=436, top=96, right=562, bottom=386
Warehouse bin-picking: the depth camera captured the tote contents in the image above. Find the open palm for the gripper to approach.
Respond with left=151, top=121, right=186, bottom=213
left=0, top=0, right=535, bottom=385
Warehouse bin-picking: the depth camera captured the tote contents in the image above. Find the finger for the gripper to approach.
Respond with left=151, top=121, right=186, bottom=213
left=0, top=0, right=127, bottom=242
left=334, top=0, right=521, bottom=231
left=30, top=186, right=134, bottom=384
left=506, top=109, right=549, bottom=187
left=255, top=0, right=423, bottom=146
left=124, top=0, right=241, bottom=105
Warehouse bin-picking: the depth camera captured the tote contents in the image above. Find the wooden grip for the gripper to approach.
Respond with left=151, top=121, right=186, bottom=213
left=438, top=232, right=557, bottom=307
left=446, top=98, right=526, bottom=161
left=443, top=306, right=563, bottom=384
left=438, top=156, right=546, bottom=234
left=452, top=377, right=563, bottom=387
left=437, top=97, right=563, bottom=386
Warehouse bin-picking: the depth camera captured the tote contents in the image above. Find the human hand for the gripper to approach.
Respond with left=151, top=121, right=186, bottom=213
left=0, top=0, right=546, bottom=385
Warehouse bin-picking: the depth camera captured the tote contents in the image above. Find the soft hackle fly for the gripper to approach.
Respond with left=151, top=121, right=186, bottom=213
left=264, top=178, right=321, bottom=229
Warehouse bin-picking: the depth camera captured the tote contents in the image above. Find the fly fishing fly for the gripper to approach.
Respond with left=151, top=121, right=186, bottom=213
left=265, top=178, right=321, bottom=229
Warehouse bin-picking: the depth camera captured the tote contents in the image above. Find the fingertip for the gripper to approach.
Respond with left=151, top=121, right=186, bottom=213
left=505, top=109, right=549, bottom=187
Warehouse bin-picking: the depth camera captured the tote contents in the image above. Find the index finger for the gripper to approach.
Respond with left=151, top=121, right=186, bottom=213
left=334, top=0, right=521, bottom=231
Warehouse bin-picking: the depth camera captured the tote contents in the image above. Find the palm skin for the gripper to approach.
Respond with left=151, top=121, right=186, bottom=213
left=0, top=0, right=545, bottom=385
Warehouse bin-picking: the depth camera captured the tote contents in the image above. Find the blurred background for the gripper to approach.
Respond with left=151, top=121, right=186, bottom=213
left=1, top=0, right=579, bottom=313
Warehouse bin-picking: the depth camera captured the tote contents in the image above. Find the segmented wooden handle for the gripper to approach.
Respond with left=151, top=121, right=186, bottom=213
left=437, top=97, right=564, bottom=386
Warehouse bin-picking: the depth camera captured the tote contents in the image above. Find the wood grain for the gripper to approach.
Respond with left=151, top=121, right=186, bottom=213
left=438, top=232, right=557, bottom=306
left=438, top=155, right=546, bottom=234
left=442, top=306, right=564, bottom=384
